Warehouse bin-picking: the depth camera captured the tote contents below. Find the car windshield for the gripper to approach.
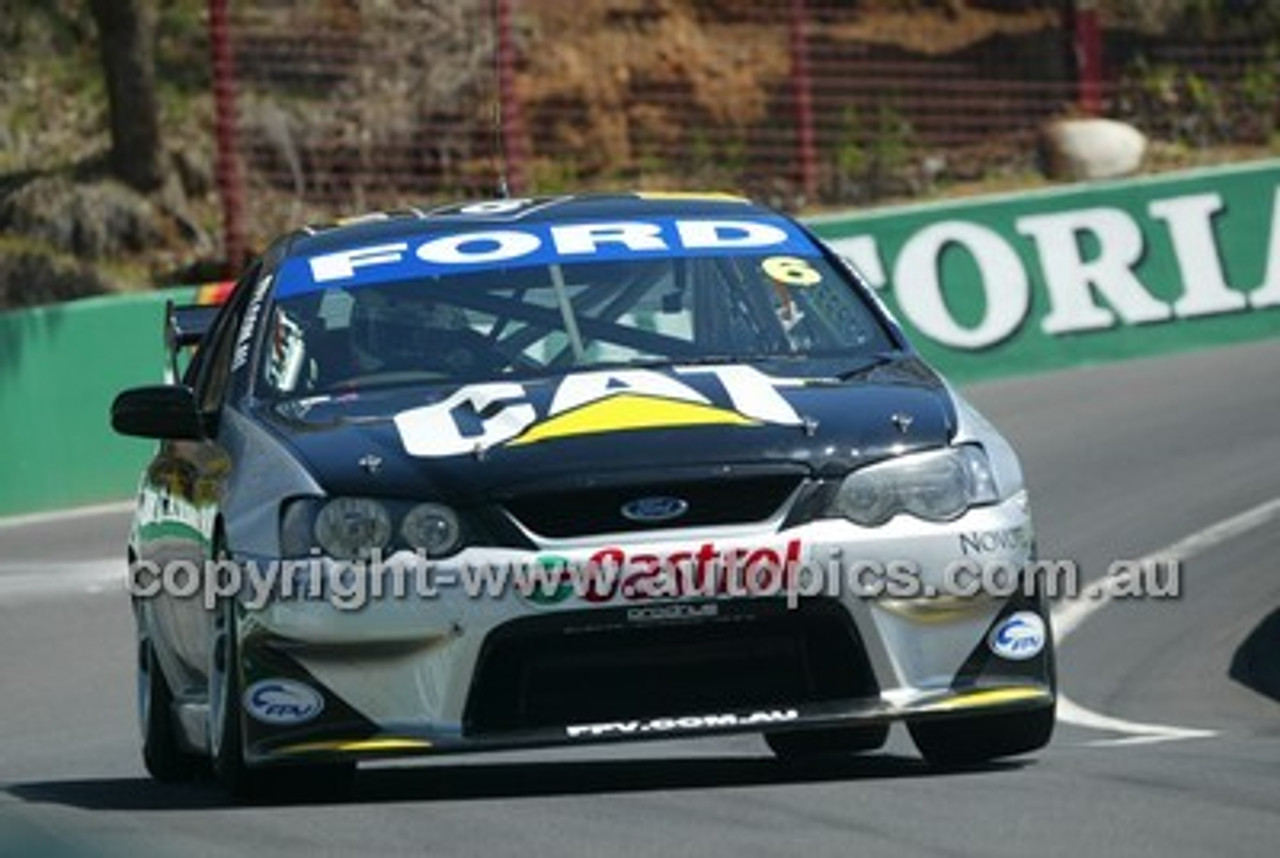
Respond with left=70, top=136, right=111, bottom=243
left=257, top=251, right=892, bottom=397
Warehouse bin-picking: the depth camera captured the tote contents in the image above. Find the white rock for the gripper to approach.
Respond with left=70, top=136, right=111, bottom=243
left=1040, top=118, right=1147, bottom=181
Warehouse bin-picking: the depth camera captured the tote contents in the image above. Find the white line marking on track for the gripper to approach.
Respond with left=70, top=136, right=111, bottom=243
left=1053, top=495, right=1280, bottom=745
left=1057, top=697, right=1215, bottom=746
left=0, top=560, right=126, bottom=600
left=0, top=500, right=133, bottom=530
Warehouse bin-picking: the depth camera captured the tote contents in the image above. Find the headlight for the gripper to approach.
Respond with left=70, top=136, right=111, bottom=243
left=831, top=445, right=999, bottom=526
left=314, top=497, right=393, bottom=560
left=281, top=496, right=467, bottom=559
left=401, top=502, right=462, bottom=557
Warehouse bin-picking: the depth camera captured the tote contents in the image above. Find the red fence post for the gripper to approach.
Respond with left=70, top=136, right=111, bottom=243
left=209, top=0, right=246, bottom=273
left=1073, top=0, right=1103, bottom=115
left=495, top=0, right=528, bottom=196
left=790, top=0, right=817, bottom=203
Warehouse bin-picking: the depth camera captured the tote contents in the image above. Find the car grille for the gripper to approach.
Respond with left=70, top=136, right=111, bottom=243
left=501, top=472, right=803, bottom=538
left=462, top=598, right=878, bottom=735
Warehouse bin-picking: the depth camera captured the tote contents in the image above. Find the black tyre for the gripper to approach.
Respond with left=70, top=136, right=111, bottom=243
left=137, top=628, right=203, bottom=782
left=209, top=593, right=254, bottom=797
left=766, top=724, right=889, bottom=759
left=909, top=703, right=1055, bottom=766
left=209, top=586, right=354, bottom=801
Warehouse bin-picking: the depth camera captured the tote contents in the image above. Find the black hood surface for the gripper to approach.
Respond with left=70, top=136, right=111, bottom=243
left=258, top=357, right=956, bottom=504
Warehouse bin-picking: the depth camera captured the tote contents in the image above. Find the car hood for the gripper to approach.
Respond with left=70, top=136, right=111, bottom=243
left=258, top=357, right=957, bottom=504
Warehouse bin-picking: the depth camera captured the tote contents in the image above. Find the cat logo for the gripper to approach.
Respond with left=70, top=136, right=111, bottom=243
left=394, top=364, right=803, bottom=458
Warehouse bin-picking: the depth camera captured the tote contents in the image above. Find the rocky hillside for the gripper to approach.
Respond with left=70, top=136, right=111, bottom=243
left=1, top=1, right=222, bottom=308
left=1, top=0, right=1276, bottom=310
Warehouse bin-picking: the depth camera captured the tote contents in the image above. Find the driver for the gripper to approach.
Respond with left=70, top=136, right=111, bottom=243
left=347, top=287, right=490, bottom=379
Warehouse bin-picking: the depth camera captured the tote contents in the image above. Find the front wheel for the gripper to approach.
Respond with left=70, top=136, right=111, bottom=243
left=208, top=590, right=354, bottom=801
left=909, top=703, right=1055, bottom=766
left=137, top=622, right=203, bottom=782
left=209, top=594, right=255, bottom=796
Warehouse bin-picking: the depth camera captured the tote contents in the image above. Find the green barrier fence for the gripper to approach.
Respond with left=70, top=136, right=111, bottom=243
left=808, top=158, right=1280, bottom=383
left=1, top=161, right=1277, bottom=517
left=0, top=289, right=194, bottom=518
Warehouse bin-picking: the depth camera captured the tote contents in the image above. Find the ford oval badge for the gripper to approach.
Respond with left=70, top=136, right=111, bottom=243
left=620, top=495, right=689, bottom=523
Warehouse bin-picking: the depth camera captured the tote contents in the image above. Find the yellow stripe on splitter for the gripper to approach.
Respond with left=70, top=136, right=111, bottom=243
left=936, top=686, right=1050, bottom=711
left=278, top=737, right=433, bottom=755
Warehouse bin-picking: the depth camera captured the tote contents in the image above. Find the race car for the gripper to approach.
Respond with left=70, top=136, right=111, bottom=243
left=112, top=193, right=1055, bottom=799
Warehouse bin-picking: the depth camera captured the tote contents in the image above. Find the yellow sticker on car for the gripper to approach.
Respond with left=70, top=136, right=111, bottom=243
left=762, top=256, right=822, bottom=286
left=507, top=392, right=757, bottom=447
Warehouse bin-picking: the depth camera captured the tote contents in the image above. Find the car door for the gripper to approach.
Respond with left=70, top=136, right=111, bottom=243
left=137, top=268, right=260, bottom=691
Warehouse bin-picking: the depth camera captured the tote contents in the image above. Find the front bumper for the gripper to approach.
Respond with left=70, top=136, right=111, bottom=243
left=232, top=494, right=1054, bottom=765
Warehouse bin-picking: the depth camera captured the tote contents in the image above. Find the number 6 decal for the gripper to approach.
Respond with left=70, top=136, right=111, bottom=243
left=762, top=256, right=821, bottom=286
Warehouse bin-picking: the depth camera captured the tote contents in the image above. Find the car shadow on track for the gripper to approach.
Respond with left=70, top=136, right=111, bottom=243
left=1230, top=607, right=1280, bottom=704
left=7, top=752, right=1025, bottom=810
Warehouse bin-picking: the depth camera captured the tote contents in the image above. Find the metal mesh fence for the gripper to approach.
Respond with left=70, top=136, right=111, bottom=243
left=214, top=0, right=1280, bottom=260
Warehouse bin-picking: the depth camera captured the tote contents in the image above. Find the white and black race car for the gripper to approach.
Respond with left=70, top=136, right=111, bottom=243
left=112, top=193, right=1054, bottom=798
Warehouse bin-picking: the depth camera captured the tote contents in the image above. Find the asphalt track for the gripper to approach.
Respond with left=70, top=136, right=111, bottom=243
left=2, top=339, right=1278, bottom=857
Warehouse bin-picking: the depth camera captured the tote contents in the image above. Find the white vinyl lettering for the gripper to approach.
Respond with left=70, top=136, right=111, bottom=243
left=1247, top=187, right=1280, bottom=309
left=551, top=222, right=667, bottom=255
left=393, top=365, right=810, bottom=458
left=679, top=365, right=802, bottom=426
left=458, top=199, right=534, bottom=215
left=394, top=383, right=536, bottom=457
left=548, top=369, right=708, bottom=416
left=309, top=243, right=409, bottom=283
left=1017, top=207, right=1172, bottom=334
left=415, top=230, right=542, bottom=266
left=676, top=219, right=789, bottom=250
left=1149, top=194, right=1248, bottom=318
left=825, top=236, right=887, bottom=289
left=893, top=221, right=1030, bottom=349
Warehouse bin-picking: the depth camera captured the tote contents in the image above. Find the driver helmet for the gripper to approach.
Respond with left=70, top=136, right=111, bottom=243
left=349, top=288, right=465, bottom=372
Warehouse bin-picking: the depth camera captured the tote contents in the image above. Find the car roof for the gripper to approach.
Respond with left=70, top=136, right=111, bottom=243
left=278, top=192, right=777, bottom=259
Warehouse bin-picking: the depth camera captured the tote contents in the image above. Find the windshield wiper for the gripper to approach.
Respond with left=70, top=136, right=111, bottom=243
left=548, top=355, right=746, bottom=374
left=832, top=351, right=899, bottom=380
left=585, top=353, right=899, bottom=376
left=618, top=354, right=748, bottom=369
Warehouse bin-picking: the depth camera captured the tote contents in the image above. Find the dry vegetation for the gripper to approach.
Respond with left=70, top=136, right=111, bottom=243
left=0, top=0, right=1277, bottom=308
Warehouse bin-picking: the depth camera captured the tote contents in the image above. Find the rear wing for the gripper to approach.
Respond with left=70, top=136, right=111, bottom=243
left=164, top=281, right=235, bottom=382
left=166, top=302, right=220, bottom=351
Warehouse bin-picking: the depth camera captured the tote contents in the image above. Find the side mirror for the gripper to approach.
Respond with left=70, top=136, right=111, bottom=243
left=111, top=385, right=205, bottom=440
